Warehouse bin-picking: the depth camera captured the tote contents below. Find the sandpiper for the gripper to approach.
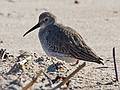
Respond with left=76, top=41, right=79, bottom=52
left=23, top=12, right=104, bottom=65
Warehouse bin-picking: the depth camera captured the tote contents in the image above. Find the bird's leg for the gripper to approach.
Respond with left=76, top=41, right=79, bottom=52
left=70, top=60, right=79, bottom=66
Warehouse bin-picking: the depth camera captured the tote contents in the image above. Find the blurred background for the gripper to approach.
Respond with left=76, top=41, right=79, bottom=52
left=0, top=0, right=120, bottom=89
left=0, top=0, right=120, bottom=59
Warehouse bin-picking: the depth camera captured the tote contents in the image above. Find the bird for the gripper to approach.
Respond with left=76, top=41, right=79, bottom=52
left=23, top=12, right=104, bottom=65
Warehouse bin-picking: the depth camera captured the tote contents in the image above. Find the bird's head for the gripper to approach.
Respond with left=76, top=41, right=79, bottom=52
left=23, top=12, right=56, bottom=37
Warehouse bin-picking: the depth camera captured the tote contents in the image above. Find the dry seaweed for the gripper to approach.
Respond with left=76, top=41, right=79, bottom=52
left=52, top=62, right=86, bottom=90
left=22, top=70, right=43, bottom=90
left=113, top=47, right=119, bottom=82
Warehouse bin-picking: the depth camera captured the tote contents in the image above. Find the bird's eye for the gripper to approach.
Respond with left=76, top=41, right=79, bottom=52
left=44, top=18, right=49, bottom=22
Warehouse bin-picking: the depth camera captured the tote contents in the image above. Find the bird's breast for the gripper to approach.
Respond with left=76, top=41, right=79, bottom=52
left=38, top=28, right=57, bottom=55
left=38, top=29, right=50, bottom=55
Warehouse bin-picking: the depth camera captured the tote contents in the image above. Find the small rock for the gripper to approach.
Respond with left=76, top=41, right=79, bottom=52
left=74, top=0, right=79, bottom=4
left=7, top=0, right=16, bottom=3
left=0, top=13, right=4, bottom=16
left=105, top=18, right=109, bottom=21
left=0, top=41, right=3, bottom=43
left=7, top=13, right=11, bottom=17
left=113, top=11, right=118, bottom=14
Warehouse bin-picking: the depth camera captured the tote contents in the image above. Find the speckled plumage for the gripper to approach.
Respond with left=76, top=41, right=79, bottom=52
left=23, top=12, right=104, bottom=65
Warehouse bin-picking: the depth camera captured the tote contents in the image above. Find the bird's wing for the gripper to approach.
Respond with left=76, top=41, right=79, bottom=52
left=46, top=24, right=103, bottom=64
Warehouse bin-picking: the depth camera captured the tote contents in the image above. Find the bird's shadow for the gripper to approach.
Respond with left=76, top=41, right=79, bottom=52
left=81, top=80, right=119, bottom=89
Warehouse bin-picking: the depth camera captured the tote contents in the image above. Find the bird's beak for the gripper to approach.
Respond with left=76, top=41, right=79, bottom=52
left=23, top=23, right=40, bottom=37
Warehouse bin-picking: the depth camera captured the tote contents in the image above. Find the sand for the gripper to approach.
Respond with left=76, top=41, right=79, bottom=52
left=0, top=0, right=120, bottom=89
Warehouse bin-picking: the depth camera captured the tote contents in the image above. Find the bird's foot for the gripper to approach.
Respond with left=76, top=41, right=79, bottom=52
left=70, top=60, right=79, bottom=66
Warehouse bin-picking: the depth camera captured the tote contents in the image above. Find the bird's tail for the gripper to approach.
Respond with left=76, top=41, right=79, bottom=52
left=96, top=57, right=104, bottom=65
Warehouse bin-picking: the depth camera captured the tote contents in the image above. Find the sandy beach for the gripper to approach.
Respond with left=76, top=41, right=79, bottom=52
left=0, top=0, right=120, bottom=89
